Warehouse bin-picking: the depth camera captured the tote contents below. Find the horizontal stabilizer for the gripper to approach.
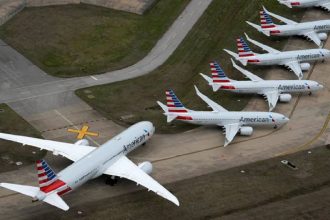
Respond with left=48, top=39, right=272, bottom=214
left=0, top=183, right=39, bottom=198
left=156, top=101, right=178, bottom=123
left=246, top=21, right=268, bottom=35
left=200, top=73, right=221, bottom=92
left=44, top=192, right=69, bottom=211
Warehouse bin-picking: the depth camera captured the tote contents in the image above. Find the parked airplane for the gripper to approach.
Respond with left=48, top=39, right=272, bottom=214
left=0, top=122, right=179, bottom=211
left=157, top=86, right=289, bottom=146
left=247, top=6, right=330, bottom=47
left=278, top=0, right=330, bottom=10
left=200, top=59, right=323, bottom=111
left=224, top=33, right=330, bottom=79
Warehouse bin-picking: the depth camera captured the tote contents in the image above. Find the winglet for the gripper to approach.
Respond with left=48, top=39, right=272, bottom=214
left=277, top=0, right=293, bottom=8
left=194, top=85, right=227, bottom=112
left=244, top=32, right=279, bottom=53
left=230, top=59, right=263, bottom=82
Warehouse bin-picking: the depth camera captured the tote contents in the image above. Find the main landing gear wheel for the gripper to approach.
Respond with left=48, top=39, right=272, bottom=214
left=105, top=176, right=118, bottom=186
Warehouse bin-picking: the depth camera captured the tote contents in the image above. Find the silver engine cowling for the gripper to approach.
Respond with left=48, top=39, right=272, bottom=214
left=279, top=94, right=292, bottom=102
left=239, top=126, right=253, bottom=136
left=300, top=63, right=310, bottom=71
left=74, top=139, right=90, bottom=146
left=318, top=33, right=328, bottom=40
left=138, top=161, right=153, bottom=175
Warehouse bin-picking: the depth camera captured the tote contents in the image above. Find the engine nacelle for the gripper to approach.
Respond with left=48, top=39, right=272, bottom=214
left=239, top=126, right=253, bottom=136
left=300, top=63, right=310, bottom=71
left=74, top=139, right=90, bottom=146
left=138, top=161, right=153, bottom=175
left=279, top=94, right=292, bottom=102
left=318, top=33, right=328, bottom=40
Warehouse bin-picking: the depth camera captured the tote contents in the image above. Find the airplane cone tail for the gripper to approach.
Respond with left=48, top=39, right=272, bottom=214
left=237, top=37, right=255, bottom=58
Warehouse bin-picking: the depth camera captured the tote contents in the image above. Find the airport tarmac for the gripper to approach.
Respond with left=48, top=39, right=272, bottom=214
left=0, top=3, right=329, bottom=218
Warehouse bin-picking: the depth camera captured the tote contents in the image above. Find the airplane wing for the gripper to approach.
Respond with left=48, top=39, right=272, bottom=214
left=0, top=133, right=96, bottom=161
left=302, top=31, right=322, bottom=47
left=222, top=123, right=241, bottom=147
left=231, top=59, right=263, bottom=82
left=318, top=2, right=330, bottom=11
left=283, top=60, right=303, bottom=79
left=263, top=6, right=297, bottom=25
left=244, top=33, right=280, bottom=54
left=103, top=155, right=179, bottom=206
left=263, top=90, right=280, bottom=111
left=194, top=86, right=228, bottom=112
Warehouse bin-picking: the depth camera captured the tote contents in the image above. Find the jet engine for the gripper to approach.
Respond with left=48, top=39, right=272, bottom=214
left=138, top=161, right=153, bottom=175
left=239, top=126, right=253, bottom=136
left=279, top=94, right=292, bottom=102
left=74, top=139, right=90, bottom=146
left=318, top=33, right=328, bottom=40
left=300, top=63, right=310, bottom=71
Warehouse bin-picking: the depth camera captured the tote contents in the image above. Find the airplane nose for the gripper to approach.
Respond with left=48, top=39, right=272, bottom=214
left=319, top=84, right=324, bottom=89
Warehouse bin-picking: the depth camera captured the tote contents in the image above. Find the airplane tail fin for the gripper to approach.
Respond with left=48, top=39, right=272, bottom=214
left=157, top=89, right=190, bottom=123
left=36, top=159, right=58, bottom=191
left=237, top=37, right=256, bottom=58
left=165, top=89, right=189, bottom=113
left=209, top=61, right=233, bottom=83
left=0, top=183, right=69, bottom=211
left=260, top=9, right=277, bottom=29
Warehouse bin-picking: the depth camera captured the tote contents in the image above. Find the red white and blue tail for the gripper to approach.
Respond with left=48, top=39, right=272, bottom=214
left=210, top=61, right=232, bottom=83
left=237, top=37, right=255, bottom=57
left=166, top=90, right=188, bottom=113
left=260, top=10, right=276, bottom=29
left=37, top=159, right=58, bottom=189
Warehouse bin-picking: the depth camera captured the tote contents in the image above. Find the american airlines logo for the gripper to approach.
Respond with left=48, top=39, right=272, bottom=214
left=278, top=84, right=305, bottom=90
left=123, top=134, right=146, bottom=152
left=314, top=25, right=330, bottom=30
left=297, top=53, right=321, bottom=60
left=239, top=117, right=270, bottom=123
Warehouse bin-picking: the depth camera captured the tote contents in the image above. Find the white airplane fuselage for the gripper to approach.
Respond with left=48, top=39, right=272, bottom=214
left=270, top=20, right=330, bottom=37
left=34, top=122, right=154, bottom=200
left=173, top=111, right=288, bottom=127
left=279, top=0, right=330, bottom=8
left=215, top=80, right=322, bottom=94
left=243, top=48, right=330, bottom=66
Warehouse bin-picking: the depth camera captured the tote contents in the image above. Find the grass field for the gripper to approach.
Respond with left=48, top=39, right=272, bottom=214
left=0, top=104, right=45, bottom=173
left=0, top=0, right=190, bottom=77
left=76, top=0, right=305, bottom=133
left=36, top=145, right=330, bottom=219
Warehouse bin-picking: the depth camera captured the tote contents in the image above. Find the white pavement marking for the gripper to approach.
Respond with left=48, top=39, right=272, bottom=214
left=54, top=109, right=100, bottom=147
left=90, top=76, right=98, bottom=81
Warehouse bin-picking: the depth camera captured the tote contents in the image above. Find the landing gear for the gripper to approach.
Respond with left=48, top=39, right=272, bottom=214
left=273, top=125, right=278, bottom=129
left=142, top=142, right=146, bottom=146
left=105, top=176, right=118, bottom=186
left=308, top=91, right=312, bottom=96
